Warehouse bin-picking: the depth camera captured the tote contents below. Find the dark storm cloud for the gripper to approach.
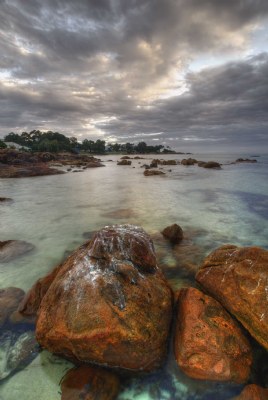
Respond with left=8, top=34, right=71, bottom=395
left=0, top=0, right=268, bottom=149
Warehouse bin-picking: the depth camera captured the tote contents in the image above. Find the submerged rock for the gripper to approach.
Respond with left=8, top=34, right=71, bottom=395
left=144, top=170, right=165, bottom=176
left=61, top=366, right=120, bottom=400
left=161, top=224, right=183, bottom=244
left=0, top=240, right=35, bottom=263
left=24, top=225, right=173, bottom=371
left=231, top=384, right=268, bottom=400
left=0, top=287, right=25, bottom=327
left=0, top=331, right=39, bottom=380
left=198, top=161, right=221, bottom=169
left=196, top=245, right=268, bottom=351
left=174, top=287, right=252, bottom=383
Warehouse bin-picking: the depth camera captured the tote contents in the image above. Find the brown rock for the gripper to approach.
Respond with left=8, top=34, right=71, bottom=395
left=161, top=224, right=183, bottom=244
left=181, top=158, right=198, bottom=166
left=196, top=245, right=268, bottom=351
left=0, top=240, right=35, bottom=263
left=0, top=287, right=25, bottom=327
left=231, top=384, right=268, bottom=400
left=61, top=366, right=120, bottom=400
left=174, top=287, right=252, bottom=382
left=0, top=197, right=13, bottom=202
left=117, top=159, right=132, bottom=165
left=31, top=225, right=173, bottom=371
left=198, top=161, right=221, bottom=169
left=144, top=170, right=165, bottom=176
left=161, top=160, right=177, bottom=165
left=19, top=262, right=63, bottom=317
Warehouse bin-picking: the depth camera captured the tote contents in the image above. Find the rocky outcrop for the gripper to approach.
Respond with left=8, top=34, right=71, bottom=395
left=144, top=170, right=165, bottom=176
left=0, top=163, right=65, bottom=178
left=231, top=384, right=268, bottom=400
left=61, top=366, right=120, bottom=400
left=161, top=224, right=183, bottom=244
left=0, top=240, right=35, bottom=263
left=198, top=161, right=221, bottom=169
left=181, top=158, right=198, bottom=166
left=23, top=225, right=173, bottom=371
left=0, top=287, right=25, bottom=327
left=174, top=287, right=252, bottom=382
left=117, top=159, right=132, bottom=165
left=196, top=245, right=268, bottom=351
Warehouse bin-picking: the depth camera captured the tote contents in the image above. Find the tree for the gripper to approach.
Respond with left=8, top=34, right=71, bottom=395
left=0, top=139, right=7, bottom=149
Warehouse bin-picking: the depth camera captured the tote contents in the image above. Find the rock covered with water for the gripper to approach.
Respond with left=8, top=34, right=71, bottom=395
left=0, top=331, right=39, bottom=380
left=161, top=224, right=184, bottom=244
left=196, top=245, right=268, bottom=351
left=0, top=240, right=35, bottom=263
left=174, top=287, right=252, bottom=382
left=231, top=384, right=268, bottom=400
left=24, top=225, right=173, bottom=371
left=0, top=287, right=25, bottom=327
left=144, top=170, right=165, bottom=176
left=61, top=366, right=120, bottom=400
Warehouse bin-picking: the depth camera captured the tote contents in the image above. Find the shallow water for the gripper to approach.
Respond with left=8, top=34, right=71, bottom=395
left=0, top=152, right=268, bottom=399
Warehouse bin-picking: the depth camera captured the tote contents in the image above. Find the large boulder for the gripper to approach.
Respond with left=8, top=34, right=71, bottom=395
left=61, top=366, right=120, bottom=400
left=231, top=384, right=268, bottom=400
left=196, top=245, right=268, bottom=351
left=174, top=287, right=252, bottom=383
left=23, top=225, right=173, bottom=371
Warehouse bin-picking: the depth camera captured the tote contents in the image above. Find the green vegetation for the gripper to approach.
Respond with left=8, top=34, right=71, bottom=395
left=0, top=139, right=7, bottom=149
left=3, top=130, right=174, bottom=154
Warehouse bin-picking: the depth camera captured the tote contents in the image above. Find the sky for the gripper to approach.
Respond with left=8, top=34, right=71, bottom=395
left=0, top=0, right=268, bottom=152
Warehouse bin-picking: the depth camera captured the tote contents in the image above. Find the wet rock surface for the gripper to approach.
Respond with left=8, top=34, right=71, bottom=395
left=231, top=384, right=268, bottom=400
left=161, top=224, right=184, bottom=244
left=0, top=287, right=25, bottom=327
left=0, top=240, right=35, bottom=263
left=24, top=225, right=173, bottom=371
left=61, top=365, right=120, bottom=400
left=0, top=331, right=39, bottom=380
left=196, top=245, right=268, bottom=351
left=117, top=159, right=132, bottom=165
left=174, top=287, right=252, bottom=383
left=144, top=169, right=165, bottom=176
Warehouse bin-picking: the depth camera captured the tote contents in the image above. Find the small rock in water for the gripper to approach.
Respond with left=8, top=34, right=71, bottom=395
left=161, top=224, right=183, bottom=244
left=230, top=384, right=268, bottom=400
left=61, top=365, right=120, bottom=400
left=144, top=170, right=165, bottom=176
left=0, top=240, right=35, bottom=263
left=0, top=287, right=25, bottom=327
left=0, top=197, right=13, bottom=203
left=0, top=331, right=39, bottom=380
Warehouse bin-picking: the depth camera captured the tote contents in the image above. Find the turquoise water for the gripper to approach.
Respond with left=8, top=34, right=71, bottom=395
left=0, top=153, right=267, bottom=399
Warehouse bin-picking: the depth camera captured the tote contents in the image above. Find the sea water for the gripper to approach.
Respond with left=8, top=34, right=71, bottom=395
left=0, top=153, right=267, bottom=399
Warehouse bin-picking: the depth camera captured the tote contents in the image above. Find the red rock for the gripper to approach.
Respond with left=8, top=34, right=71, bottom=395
left=174, top=287, right=252, bottom=382
left=231, top=384, right=268, bottom=400
left=161, top=224, right=183, bottom=244
left=196, top=245, right=268, bottom=351
left=61, top=366, right=120, bottom=400
left=27, top=225, right=172, bottom=371
left=0, top=287, right=25, bottom=327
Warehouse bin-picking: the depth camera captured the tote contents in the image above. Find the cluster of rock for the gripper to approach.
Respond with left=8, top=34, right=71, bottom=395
left=2, top=224, right=267, bottom=399
left=0, top=149, right=104, bottom=178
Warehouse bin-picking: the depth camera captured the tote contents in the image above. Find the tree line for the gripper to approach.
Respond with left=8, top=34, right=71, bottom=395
left=1, top=130, right=174, bottom=154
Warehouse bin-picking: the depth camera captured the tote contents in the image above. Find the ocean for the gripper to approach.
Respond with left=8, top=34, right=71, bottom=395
left=0, top=152, right=267, bottom=399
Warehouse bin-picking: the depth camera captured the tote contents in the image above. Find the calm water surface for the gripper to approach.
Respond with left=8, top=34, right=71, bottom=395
left=0, top=153, right=267, bottom=399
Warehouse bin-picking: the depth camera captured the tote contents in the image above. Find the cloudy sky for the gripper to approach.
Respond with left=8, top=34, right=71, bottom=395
left=1, top=0, right=268, bottom=152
